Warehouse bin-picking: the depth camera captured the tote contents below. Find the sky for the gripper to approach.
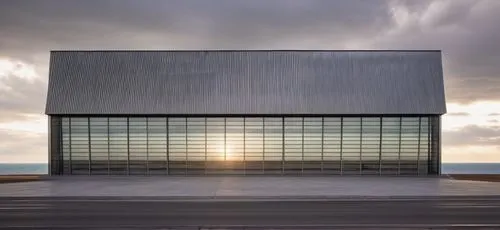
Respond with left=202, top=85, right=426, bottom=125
left=1, top=0, right=500, bottom=163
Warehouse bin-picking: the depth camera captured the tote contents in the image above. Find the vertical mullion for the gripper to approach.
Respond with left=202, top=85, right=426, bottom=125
left=185, top=117, right=188, bottom=175
left=398, top=117, right=402, bottom=175
left=262, top=117, right=265, bottom=174
left=427, top=118, right=431, bottom=175
left=146, top=118, right=149, bottom=175
left=301, top=117, right=304, bottom=174
left=204, top=117, right=207, bottom=175
left=417, top=117, right=422, bottom=175
left=437, top=116, right=442, bottom=175
left=340, top=117, right=343, bottom=175
left=127, top=117, right=130, bottom=175
left=243, top=117, right=246, bottom=175
left=88, top=117, right=91, bottom=175
left=224, top=117, right=227, bottom=161
left=59, top=118, right=63, bottom=175
left=282, top=117, right=285, bottom=175
left=359, top=118, right=362, bottom=175
left=166, top=117, right=169, bottom=175
left=378, top=117, right=383, bottom=176
left=321, top=117, right=324, bottom=173
left=69, top=118, right=72, bottom=175
left=107, top=118, right=110, bottom=175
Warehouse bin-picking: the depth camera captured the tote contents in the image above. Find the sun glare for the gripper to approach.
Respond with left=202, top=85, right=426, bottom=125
left=215, top=143, right=233, bottom=160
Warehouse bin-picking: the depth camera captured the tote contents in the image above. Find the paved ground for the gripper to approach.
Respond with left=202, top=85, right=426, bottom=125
left=2, top=177, right=500, bottom=229
left=1, top=197, right=500, bottom=229
left=1, top=176, right=500, bottom=197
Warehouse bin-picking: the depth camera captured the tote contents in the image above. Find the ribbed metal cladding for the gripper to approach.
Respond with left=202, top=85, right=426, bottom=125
left=45, top=50, right=446, bottom=115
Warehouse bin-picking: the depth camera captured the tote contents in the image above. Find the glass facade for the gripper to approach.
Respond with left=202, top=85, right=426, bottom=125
left=49, top=116, right=441, bottom=175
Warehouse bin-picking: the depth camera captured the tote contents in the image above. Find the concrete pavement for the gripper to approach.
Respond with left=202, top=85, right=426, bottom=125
left=2, top=177, right=500, bottom=229
left=1, top=176, right=500, bottom=198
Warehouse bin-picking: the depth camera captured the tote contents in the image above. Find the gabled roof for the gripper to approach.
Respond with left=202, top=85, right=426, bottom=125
left=45, top=50, right=446, bottom=115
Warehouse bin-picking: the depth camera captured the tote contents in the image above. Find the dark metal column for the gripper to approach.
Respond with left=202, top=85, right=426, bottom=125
left=281, top=117, right=285, bottom=175
left=87, top=117, right=91, bottom=175
left=146, top=118, right=149, bottom=175
left=417, top=117, right=422, bottom=175
left=126, top=117, right=130, bottom=175
left=321, top=117, right=324, bottom=173
left=340, top=117, right=343, bottom=175
left=166, top=117, right=170, bottom=175
left=204, top=117, right=207, bottom=175
left=359, top=118, right=363, bottom=175
left=437, top=116, right=442, bottom=175
left=224, top=117, right=227, bottom=161
left=69, top=117, right=72, bottom=175
left=378, top=117, right=383, bottom=175
left=427, top=117, right=431, bottom=175
left=397, top=117, right=402, bottom=175
left=107, top=118, right=110, bottom=175
left=49, top=116, right=63, bottom=175
left=185, top=117, right=188, bottom=174
left=262, top=117, right=265, bottom=174
left=301, top=117, right=304, bottom=174
left=243, top=117, right=246, bottom=175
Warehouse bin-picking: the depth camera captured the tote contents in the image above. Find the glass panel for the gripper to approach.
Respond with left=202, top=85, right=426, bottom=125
left=284, top=117, right=302, bottom=174
left=264, top=117, right=282, bottom=174
left=168, top=117, right=187, bottom=174
left=90, top=117, right=109, bottom=175
left=70, top=117, right=89, bottom=175
left=381, top=117, right=400, bottom=175
left=109, top=117, right=127, bottom=175
left=58, top=116, right=437, bottom=176
left=148, top=117, right=167, bottom=175
left=361, top=117, right=380, bottom=175
left=342, top=117, right=361, bottom=174
left=245, top=117, right=264, bottom=173
left=303, top=117, right=322, bottom=174
left=187, top=117, right=205, bottom=174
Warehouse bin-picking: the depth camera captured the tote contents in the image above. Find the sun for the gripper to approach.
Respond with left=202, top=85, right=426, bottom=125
left=216, top=143, right=233, bottom=160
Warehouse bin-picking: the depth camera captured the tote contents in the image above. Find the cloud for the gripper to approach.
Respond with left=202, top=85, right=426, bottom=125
left=489, top=113, right=500, bottom=116
left=442, top=125, right=500, bottom=147
left=1, top=0, right=500, bottom=162
left=0, top=58, right=47, bottom=122
left=447, top=112, right=470, bottom=116
left=371, top=0, right=500, bottom=103
left=0, top=0, right=393, bottom=59
left=488, top=119, right=499, bottom=123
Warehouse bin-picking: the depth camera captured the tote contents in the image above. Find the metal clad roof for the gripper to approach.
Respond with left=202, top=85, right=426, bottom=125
left=45, top=50, right=446, bottom=115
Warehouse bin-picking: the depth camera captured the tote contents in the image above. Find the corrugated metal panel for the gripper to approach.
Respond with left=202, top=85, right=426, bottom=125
left=45, top=50, right=446, bottom=115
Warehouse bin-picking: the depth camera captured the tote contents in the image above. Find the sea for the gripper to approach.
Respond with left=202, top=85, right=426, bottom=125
left=0, top=163, right=499, bottom=175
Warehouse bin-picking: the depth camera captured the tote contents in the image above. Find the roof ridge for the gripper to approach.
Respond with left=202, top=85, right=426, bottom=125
left=50, top=49, right=442, bottom=52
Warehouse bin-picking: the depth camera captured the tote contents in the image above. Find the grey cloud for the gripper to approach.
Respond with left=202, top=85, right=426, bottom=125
left=447, top=112, right=470, bottom=116
left=442, top=125, right=500, bottom=147
left=0, top=0, right=393, bottom=61
left=489, top=113, right=500, bottom=116
left=0, top=0, right=499, bottom=109
left=0, top=0, right=395, bottom=126
left=0, top=72, right=47, bottom=122
left=488, top=119, right=499, bottom=123
left=0, top=1, right=499, bottom=113
left=372, top=0, right=500, bottom=103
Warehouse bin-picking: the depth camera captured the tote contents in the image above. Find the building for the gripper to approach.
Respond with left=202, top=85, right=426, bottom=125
left=45, top=50, right=446, bottom=176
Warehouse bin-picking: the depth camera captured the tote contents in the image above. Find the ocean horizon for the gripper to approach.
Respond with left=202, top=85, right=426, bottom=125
left=0, top=163, right=499, bottom=175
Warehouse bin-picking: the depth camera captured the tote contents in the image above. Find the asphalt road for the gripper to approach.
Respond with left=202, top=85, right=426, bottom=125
left=1, top=197, right=500, bottom=229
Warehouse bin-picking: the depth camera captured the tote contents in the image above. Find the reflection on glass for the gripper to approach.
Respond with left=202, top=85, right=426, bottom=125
left=57, top=116, right=440, bottom=175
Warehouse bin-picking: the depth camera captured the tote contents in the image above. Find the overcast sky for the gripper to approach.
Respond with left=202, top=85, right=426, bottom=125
left=1, top=0, right=500, bottom=163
